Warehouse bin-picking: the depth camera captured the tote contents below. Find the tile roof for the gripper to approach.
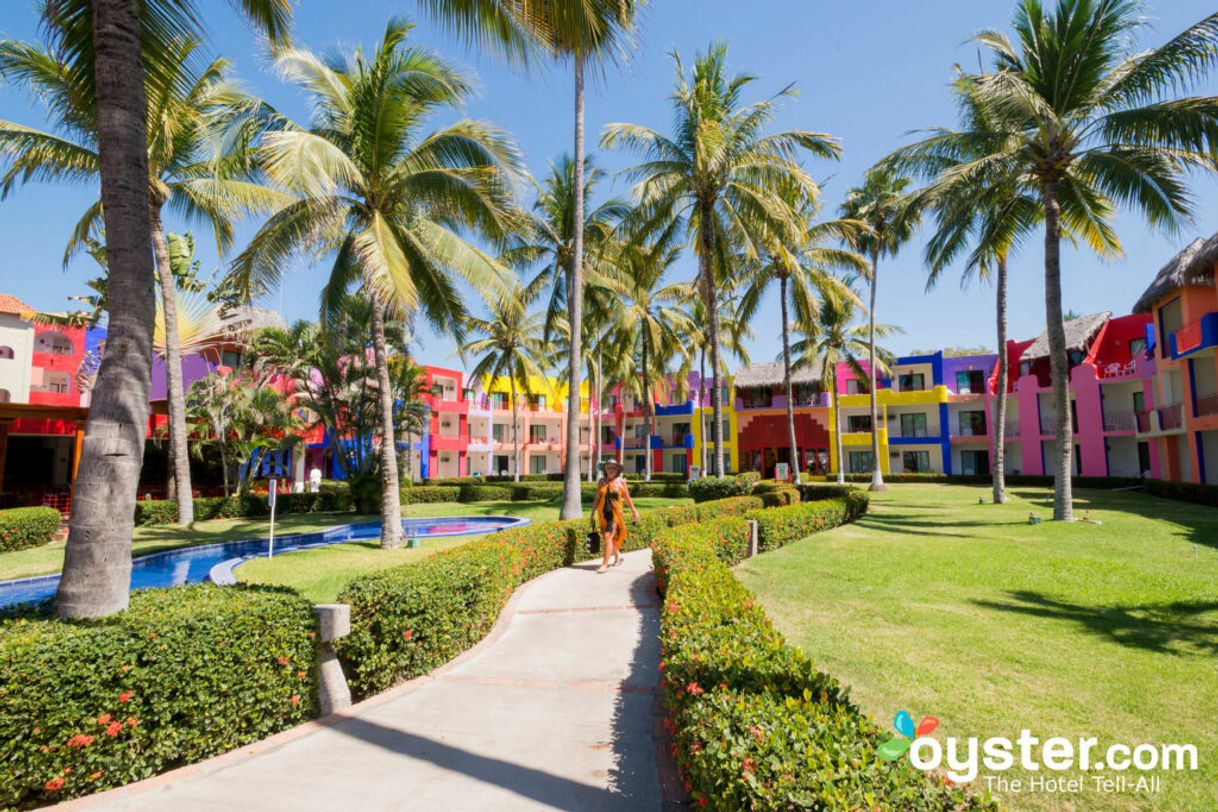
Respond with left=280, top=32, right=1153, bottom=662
left=0, top=294, right=35, bottom=316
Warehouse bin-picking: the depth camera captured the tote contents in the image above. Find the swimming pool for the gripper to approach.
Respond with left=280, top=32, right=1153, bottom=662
left=0, top=515, right=529, bottom=609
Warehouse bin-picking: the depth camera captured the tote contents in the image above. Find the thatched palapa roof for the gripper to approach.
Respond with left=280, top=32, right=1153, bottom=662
left=733, top=360, right=825, bottom=388
left=1132, top=232, right=1218, bottom=313
left=1019, top=311, right=1110, bottom=362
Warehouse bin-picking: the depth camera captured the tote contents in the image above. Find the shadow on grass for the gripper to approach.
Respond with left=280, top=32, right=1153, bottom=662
left=854, top=514, right=1027, bottom=539
left=972, top=590, right=1218, bottom=657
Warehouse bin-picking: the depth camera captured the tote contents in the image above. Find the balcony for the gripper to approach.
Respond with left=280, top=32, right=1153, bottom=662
left=1136, top=403, right=1185, bottom=435
left=950, top=425, right=988, bottom=441
left=622, top=436, right=648, bottom=449
left=1160, top=402, right=1184, bottom=430
left=1170, top=311, right=1218, bottom=359
left=1102, top=410, right=1137, bottom=433
left=1197, top=392, right=1218, bottom=418
left=1000, top=418, right=1020, bottom=436
left=888, top=424, right=939, bottom=439
left=1098, top=358, right=1142, bottom=380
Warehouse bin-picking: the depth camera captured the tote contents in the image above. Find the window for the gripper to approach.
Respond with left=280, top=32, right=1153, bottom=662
left=221, top=350, right=242, bottom=368
left=0, top=346, right=13, bottom=360
left=1019, top=361, right=1032, bottom=377
left=527, top=394, right=545, bottom=410
left=898, top=372, right=925, bottom=392
left=492, top=424, right=506, bottom=442
left=36, top=331, right=73, bottom=355
left=672, top=422, right=691, bottom=445
left=957, top=411, right=986, bottom=436
left=1137, top=441, right=1151, bottom=475
left=903, top=450, right=931, bottom=472
left=529, top=455, right=547, bottom=475
left=671, top=454, right=687, bottom=474
left=490, top=392, right=508, bottom=410
left=1158, top=297, right=1183, bottom=359
left=0, top=388, right=9, bottom=403
left=956, top=370, right=985, bottom=394
left=529, top=425, right=547, bottom=443
left=899, top=412, right=928, bottom=437
left=847, top=451, right=874, bottom=473
left=1128, top=338, right=1146, bottom=358
left=845, top=379, right=860, bottom=395
left=847, top=415, right=872, bottom=433
left=493, top=455, right=510, bottom=474
left=960, top=449, right=990, bottom=475
left=600, top=426, right=616, bottom=445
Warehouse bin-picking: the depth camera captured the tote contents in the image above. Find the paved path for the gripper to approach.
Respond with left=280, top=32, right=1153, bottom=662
left=70, top=550, right=668, bottom=812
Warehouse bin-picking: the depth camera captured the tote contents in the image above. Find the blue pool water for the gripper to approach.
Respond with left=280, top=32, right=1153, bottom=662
left=0, top=515, right=529, bottom=609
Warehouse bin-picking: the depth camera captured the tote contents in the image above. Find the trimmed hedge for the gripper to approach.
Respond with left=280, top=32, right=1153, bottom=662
left=1144, top=478, right=1218, bottom=507
left=456, top=483, right=513, bottom=502
left=399, top=485, right=461, bottom=505
left=746, top=492, right=869, bottom=552
left=651, top=500, right=994, bottom=810
left=0, top=507, right=61, bottom=552
left=132, top=481, right=354, bottom=527
left=758, top=487, right=800, bottom=508
left=688, top=475, right=754, bottom=503
left=0, top=585, right=317, bottom=809
left=336, top=495, right=763, bottom=699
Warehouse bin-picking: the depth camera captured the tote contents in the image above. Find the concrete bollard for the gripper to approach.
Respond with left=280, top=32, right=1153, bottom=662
left=747, top=519, right=759, bottom=558
left=314, top=603, right=352, bottom=715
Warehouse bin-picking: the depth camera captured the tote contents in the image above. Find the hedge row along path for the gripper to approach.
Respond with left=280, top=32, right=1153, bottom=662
left=68, top=551, right=674, bottom=811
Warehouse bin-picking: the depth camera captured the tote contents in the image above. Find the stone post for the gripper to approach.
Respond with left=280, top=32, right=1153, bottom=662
left=747, top=519, right=759, bottom=558
left=314, top=603, right=352, bottom=715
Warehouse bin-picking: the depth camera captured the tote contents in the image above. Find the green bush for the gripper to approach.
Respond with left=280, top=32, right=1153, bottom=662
left=131, top=480, right=356, bottom=527
left=651, top=500, right=992, bottom=811
left=0, top=585, right=317, bottom=809
left=1144, top=478, right=1218, bottom=507
left=758, top=487, right=800, bottom=508
left=689, top=475, right=753, bottom=503
left=797, top=483, right=861, bottom=502
left=457, top=483, right=513, bottom=502
left=400, top=486, right=461, bottom=505
left=0, top=507, right=60, bottom=552
left=746, top=493, right=869, bottom=552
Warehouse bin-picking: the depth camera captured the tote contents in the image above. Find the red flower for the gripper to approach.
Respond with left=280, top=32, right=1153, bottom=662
left=276, top=655, right=290, bottom=667
left=97, top=714, right=112, bottom=725
left=290, top=694, right=300, bottom=708
left=89, top=771, right=103, bottom=781
left=125, top=717, right=139, bottom=729
left=148, top=633, right=157, bottom=639
left=32, top=726, right=40, bottom=734
left=66, top=734, right=94, bottom=748
left=402, top=629, right=413, bottom=640
left=44, top=777, right=64, bottom=792
left=698, top=798, right=707, bottom=808
left=297, top=671, right=307, bottom=680
left=686, top=682, right=704, bottom=696
left=118, top=690, right=134, bottom=703
left=742, top=757, right=755, bottom=774
left=106, top=721, right=123, bottom=737
left=657, top=662, right=666, bottom=671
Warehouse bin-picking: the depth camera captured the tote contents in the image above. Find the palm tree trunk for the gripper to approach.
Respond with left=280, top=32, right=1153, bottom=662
left=510, top=370, right=521, bottom=483
left=1042, top=178, right=1072, bottom=520
left=833, top=376, right=845, bottom=485
left=992, top=254, right=1009, bottom=504
left=780, top=275, right=800, bottom=485
left=590, top=356, right=601, bottom=483
left=150, top=209, right=194, bottom=525
left=642, top=338, right=652, bottom=482
left=560, top=57, right=586, bottom=520
left=220, top=445, right=230, bottom=497
left=699, top=349, right=707, bottom=477
left=56, top=0, right=154, bottom=619
left=368, top=296, right=403, bottom=549
left=867, top=249, right=885, bottom=491
left=699, top=204, right=726, bottom=479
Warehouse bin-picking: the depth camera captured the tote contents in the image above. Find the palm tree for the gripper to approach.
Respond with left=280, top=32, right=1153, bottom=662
left=887, top=1, right=1218, bottom=519
left=418, top=0, right=643, bottom=520
left=602, top=42, right=839, bottom=478
left=685, top=278, right=752, bottom=477
left=464, top=287, right=550, bottom=483
left=907, top=74, right=1045, bottom=505
left=839, top=166, right=920, bottom=492
left=792, top=284, right=894, bottom=484
left=605, top=226, right=695, bottom=481
left=231, top=19, right=526, bottom=548
left=738, top=187, right=866, bottom=484
left=7, top=0, right=291, bottom=619
left=1, top=20, right=283, bottom=527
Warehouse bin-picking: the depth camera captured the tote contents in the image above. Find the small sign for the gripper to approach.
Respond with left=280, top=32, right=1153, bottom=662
left=689, top=466, right=701, bottom=480
left=267, top=478, right=278, bottom=508
left=775, top=462, right=790, bottom=482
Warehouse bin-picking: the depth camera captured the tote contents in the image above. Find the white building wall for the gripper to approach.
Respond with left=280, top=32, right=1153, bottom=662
left=0, top=313, right=34, bottom=403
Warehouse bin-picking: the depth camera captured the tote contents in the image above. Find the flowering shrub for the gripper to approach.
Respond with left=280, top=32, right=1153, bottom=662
left=0, top=585, right=316, bottom=809
left=133, top=481, right=354, bottom=526
left=688, top=475, right=755, bottom=503
left=399, top=485, right=461, bottom=504
left=651, top=499, right=994, bottom=810
left=745, top=492, right=869, bottom=552
left=0, top=507, right=60, bottom=552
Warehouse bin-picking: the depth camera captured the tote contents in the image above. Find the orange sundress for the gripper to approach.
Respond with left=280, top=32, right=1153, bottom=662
left=594, top=477, right=628, bottom=546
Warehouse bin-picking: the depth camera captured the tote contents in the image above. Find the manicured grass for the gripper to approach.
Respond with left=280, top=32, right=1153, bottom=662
left=236, top=496, right=691, bottom=602
left=736, top=483, right=1218, bottom=811
left=0, top=512, right=376, bottom=582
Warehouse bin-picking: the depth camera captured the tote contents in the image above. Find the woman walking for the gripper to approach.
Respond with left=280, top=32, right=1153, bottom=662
left=591, top=459, right=640, bottom=574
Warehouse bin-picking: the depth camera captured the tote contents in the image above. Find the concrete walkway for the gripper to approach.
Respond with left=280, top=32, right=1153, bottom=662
left=70, top=550, right=669, bottom=812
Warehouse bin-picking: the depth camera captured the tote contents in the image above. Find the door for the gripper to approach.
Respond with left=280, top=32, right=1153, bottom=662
left=1137, top=441, right=1151, bottom=476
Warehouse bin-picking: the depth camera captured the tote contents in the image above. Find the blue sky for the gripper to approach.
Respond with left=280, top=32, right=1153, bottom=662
left=1, top=0, right=1216, bottom=369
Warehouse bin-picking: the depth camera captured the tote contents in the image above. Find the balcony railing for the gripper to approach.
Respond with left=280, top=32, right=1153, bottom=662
left=1135, top=410, right=1152, bottom=433
left=952, top=425, right=987, bottom=438
left=1001, top=419, right=1020, bottom=436
left=890, top=425, right=938, bottom=438
left=1102, top=410, right=1137, bottom=433
left=1039, top=414, right=1057, bottom=434
left=1098, top=358, right=1140, bottom=379
left=1159, top=402, right=1184, bottom=430
left=622, top=437, right=648, bottom=449
left=1198, top=392, right=1218, bottom=418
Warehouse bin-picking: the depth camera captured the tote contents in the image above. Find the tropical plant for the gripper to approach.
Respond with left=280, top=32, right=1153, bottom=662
left=602, top=41, right=839, bottom=478
left=738, top=185, right=866, bottom=484
left=685, top=275, right=752, bottom=477
left=603, top=225, right=695, bottom=481
left=0, top=20, right=285, bottom=529
left=839, top=165, right=920, bottom=491
left=0, top=0, right=291, bottom=618
left=886, top=0, right=1218, bottom=519
left=418, top=0, right=644, bottom=519
left=791, top=283, right=896, bottom=484
left=231, top=19, right=526, bottom=547
left=463, top=286, right=550, bottom=483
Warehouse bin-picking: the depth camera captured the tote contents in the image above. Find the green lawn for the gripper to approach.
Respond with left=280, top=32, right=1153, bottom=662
left=236, top=496, right=691, bottom=602
left=736, top=483, right=1218, bottom=811
left=0, top=512, right=377, bottom=582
